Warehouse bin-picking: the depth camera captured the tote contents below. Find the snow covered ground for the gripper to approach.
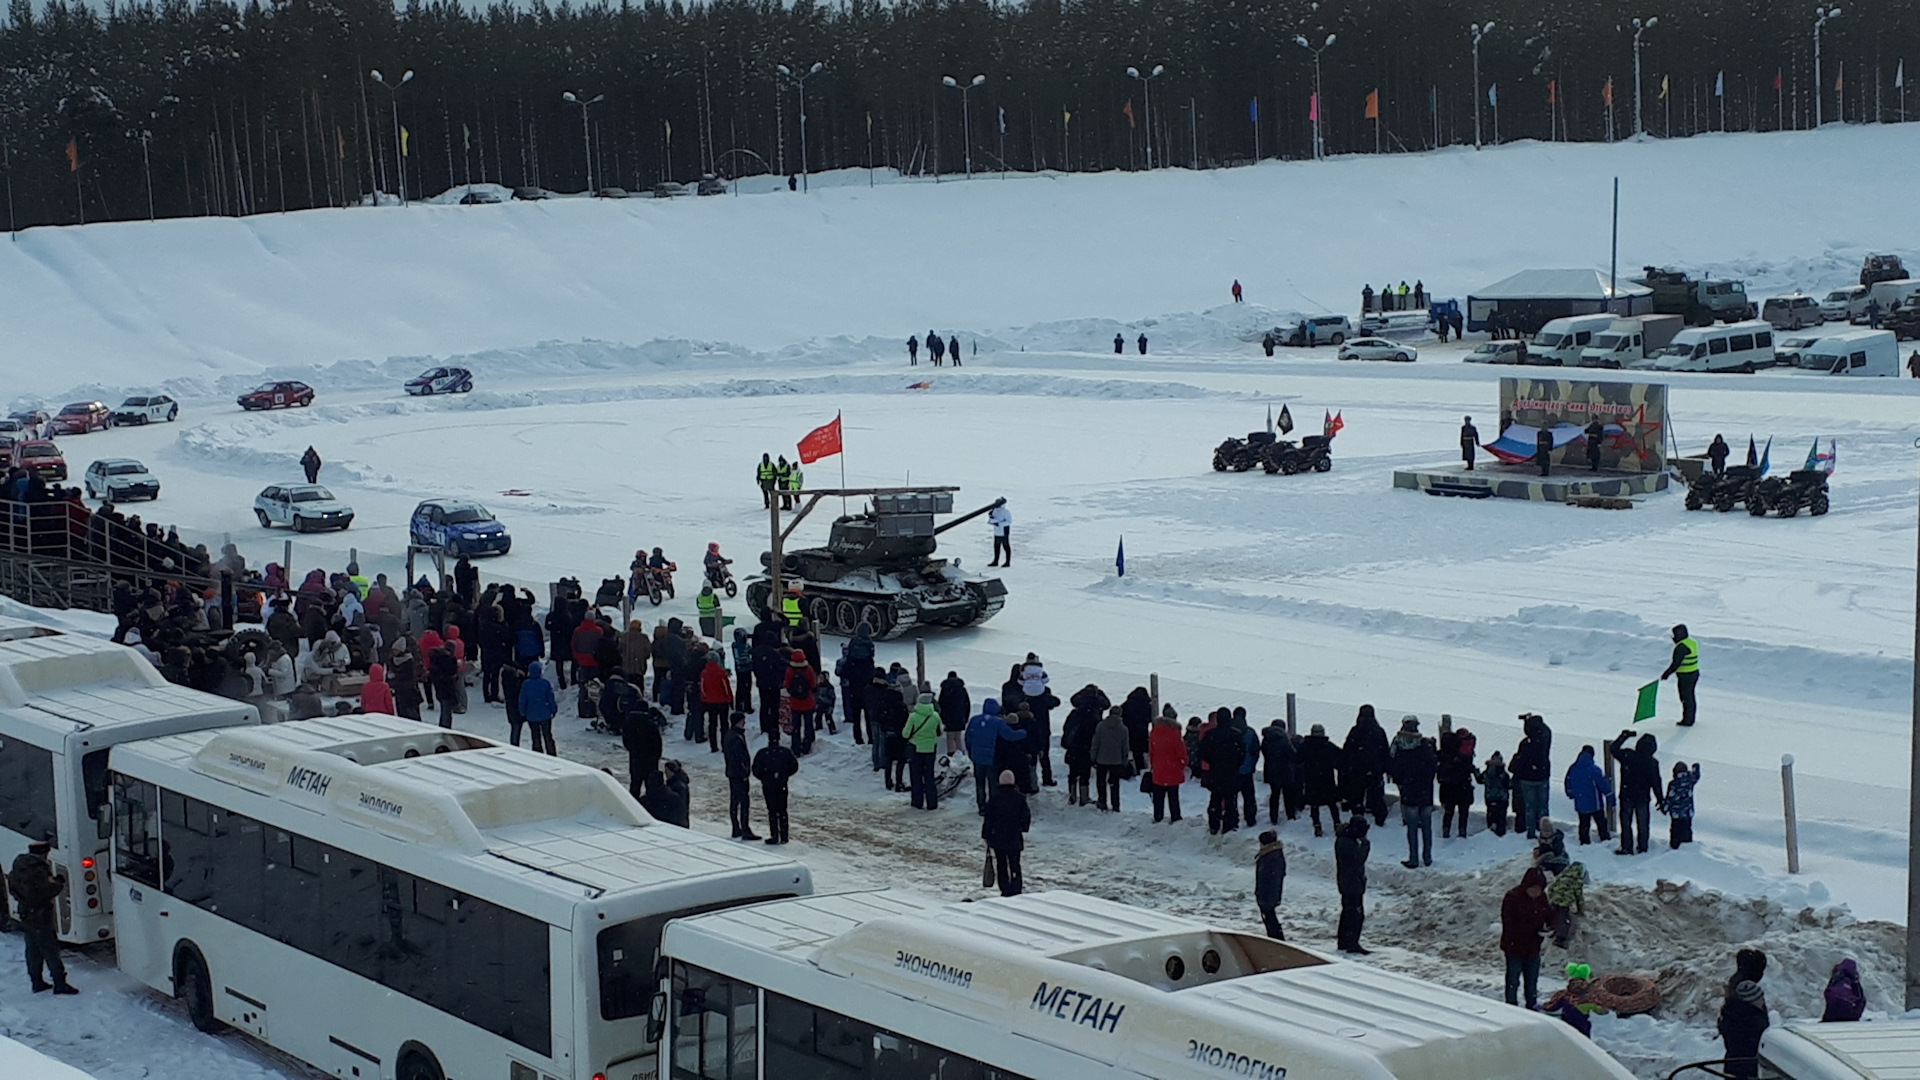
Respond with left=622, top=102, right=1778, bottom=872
left=3, top=125, right=1918, bottom=1079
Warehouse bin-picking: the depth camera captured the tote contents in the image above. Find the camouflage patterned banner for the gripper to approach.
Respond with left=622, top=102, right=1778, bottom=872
left=1499, top=377, right=1669, bottom=472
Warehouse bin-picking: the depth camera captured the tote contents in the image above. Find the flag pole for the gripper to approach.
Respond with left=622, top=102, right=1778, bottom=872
left=838, top=410, right=847, bottom=516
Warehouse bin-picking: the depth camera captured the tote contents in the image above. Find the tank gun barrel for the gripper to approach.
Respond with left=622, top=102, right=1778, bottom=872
left=932, top=497, right=1006, bottom=537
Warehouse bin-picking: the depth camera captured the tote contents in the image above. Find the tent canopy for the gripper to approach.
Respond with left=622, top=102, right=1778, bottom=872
left=1470, top=268, right=1653, bottom=302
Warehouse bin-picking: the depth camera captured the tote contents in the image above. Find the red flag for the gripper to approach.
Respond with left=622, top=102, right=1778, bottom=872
left=1324, top=410, right=1346, bottom=438
left=1123, top=99, right=1135, bottom=128
left=1547, top=80, right=1557, bottom=105
left=1772, top=69, right=1783, bottom=91
left=65, top=139, right=78, bottom=172
left=1602, top=77, right=1614, bottom=108
left=796, top=415, right=843, bottom=464
left=1364, top=90, right=1379, bottom=119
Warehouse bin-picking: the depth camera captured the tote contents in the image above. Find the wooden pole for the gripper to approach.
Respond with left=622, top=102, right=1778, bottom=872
left=1149, top=672, right=1159, bottom=720
left=1285, top=692, right=1297, bottom=737
left=915, top=637, right=926, bottom=692
left=1782, top=754, right=1801, bottom=874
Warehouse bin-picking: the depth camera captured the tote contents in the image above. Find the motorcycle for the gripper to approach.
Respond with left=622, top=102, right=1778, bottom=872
left=705, top=559, right=738, bottom=598
left=629, top=562, right=677, bottom=606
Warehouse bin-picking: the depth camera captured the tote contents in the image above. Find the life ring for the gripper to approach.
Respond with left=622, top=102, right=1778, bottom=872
left=1586, top=973, right=1660, bottom=1016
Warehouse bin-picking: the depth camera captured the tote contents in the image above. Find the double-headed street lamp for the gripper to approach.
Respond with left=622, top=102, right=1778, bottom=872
left=942, top=74, right=988, bottom=178
left=562, top=91, right=605, bottom=194
left=1292, top=36, right=1335, bottom=160
left=1814, top=6, right=1842, bottom=127
left=777, top=62, right=825, bottom=191
left=1631, top=17, right=1657, bottom=137
left=1471, top=22, right=1495, bottom=149
left=369, top=68, right=414, bottom=205
left=1126, top=64, right=1166, bottom=168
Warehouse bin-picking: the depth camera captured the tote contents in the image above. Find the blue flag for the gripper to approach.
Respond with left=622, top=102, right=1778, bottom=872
left=1249, top=97, right=1259, bottom=123
left=1116, top=536, right=1126, bottom=577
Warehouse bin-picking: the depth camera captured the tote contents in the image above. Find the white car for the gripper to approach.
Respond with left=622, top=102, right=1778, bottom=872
left=1464, top=340, right=1528, bottom=364
left=84, top=458, right=160, bottom=501
left=1338, top=337, right=1418, bottom=362
left=113, top=395, right=180, bottom=425
left=254, top=484, right=354, bottom=532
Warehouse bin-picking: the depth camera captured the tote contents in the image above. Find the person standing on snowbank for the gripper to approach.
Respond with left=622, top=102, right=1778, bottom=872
left=1563, top=745, right=1615, bottom=846
left=1298, top=723, right=1343, bottom=836
left=1661, top=623, right=1701, bottom=727
left=1254, top=831, right=1286, bottom=939
left=1718, top=949, right=1771, bottom=1079
left=1333, top=817, right=1371, bottom=954
left=1501, top=867, right=1554, bottom=1010
left=1341, top=705, right=1391, bottom=827
left=301, top=446, right=322, bottom=484
left=1666, top=761, right=1701, bottom=848
left=1387, top=716, right=1437, bottom=868
left=1511, top=713, right=1553, bottom=839
left=1610, top=730, right=1665, bottom=856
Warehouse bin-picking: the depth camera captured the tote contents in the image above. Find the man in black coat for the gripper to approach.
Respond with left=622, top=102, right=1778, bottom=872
left=1511, top=713, right=1554, bottom=838
left=1609, top=729, right=1666, bottom=855
left=600, top=672, right=641, bottom=735
left=1261, top=719, right=1299, bottom=825
left=544, top=599, right=579, bottom=689
left=1707, top=434, right=1730, bottom=477
left=1387, top=717, right=1438, bottom=869
left=11, top=841, right=76, bottom=993
left=1199, top=710, right=1247, bottom=835
left=938, top=672, right=971, bottom=756
left=722, top=713, right=758, bottom=840
left=621, top=691, right=662, bottom=800
left=981, top=770, right=1031, bottom=897
left=1535, top=425, right=1554, bottom=477
left=1341, top=705, right=1391, bottom=826
left=1460, top=416, right=1480, bottom=470
left=751, top=618, right=787, bottom=732
left=1334, top=818, right=1371, bottom=954
left=1297, top=724, right=1342, bottom=836
left=1584, top=418, right=1606, bottom=472
left=453, top=554, right=478, bottom=605
left=751, top=730, right=799, bottom=844
left=1119, top=686, right=1151, bottom=771
left=1025, top=687, right=1061, bottom=787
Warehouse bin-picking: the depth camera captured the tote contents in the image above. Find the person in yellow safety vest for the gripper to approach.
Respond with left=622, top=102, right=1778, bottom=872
left=781, top=590, right=803, bottom=627
left=756, top=453, right=777, bottom=508
left=1659, top=623, right=1700, bottom=727
left=775, top=456, right=794, bottom=510
left=790, top=463, right=804, bottom=500
left=697, top=586, right=722, bottom=638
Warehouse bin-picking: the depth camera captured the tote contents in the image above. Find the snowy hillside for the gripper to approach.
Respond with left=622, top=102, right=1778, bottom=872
left=3, top=125, right=1919, bottom=1080
left=4, top=124, right=1920, bottom=405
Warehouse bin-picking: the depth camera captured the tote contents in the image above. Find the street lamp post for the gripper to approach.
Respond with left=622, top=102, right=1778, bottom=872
left=1471, top=22, right=1495, bottom=149
left=369, top=68, right=414, bottom=205
left=562, top=91, right=605, bottom=194
left=941, top=74, right=988, bottom=178
left=1126, top=64, right=1166, bottom=168
left=1814, top=6, right=1842, bottom=127
left=777, top=62, right=825, bottom=191
left=1292, top=36, right=1335, bottom=160
left=1631, top=17, right=1657, bottom=137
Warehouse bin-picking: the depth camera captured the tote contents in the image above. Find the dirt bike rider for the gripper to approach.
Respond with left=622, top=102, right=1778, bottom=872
left=627, top=549, right=650, bottom=604
left=704, top=542, right=733, bottom=589
left=647, top=547, right=677, bottom=588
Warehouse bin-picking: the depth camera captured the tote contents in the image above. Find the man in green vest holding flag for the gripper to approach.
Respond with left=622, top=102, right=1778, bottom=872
left=697, top=585, right=722, bottom=639
left=1659, top=624, right=1700, bottom=727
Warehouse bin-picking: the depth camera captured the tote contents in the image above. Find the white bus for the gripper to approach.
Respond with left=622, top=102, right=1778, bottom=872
left=0, top=618, right=256, bottom=943
left=107, top=714, right=811, bottom=1080
left=657, top=889, right=1636, bottom=1080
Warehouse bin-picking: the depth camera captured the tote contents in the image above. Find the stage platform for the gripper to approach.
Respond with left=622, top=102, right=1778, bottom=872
left=1393, top=463, right=1670, bottom=502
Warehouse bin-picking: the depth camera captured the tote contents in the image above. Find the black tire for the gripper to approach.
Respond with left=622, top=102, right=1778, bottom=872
left=1212, top=457, right=1228, bottom=472
left=1281, top=459, right=1301, bottom=475
left=255, top=509, right=271, bottom=528
left=1684, top=490, right=1703, bottom=511
left=1746, top=494, right=1768, bottom=517
left=1715, top=492, right=1735, bottom=513
left=724, top=578, right=738, bottom=599
left=291, top=516, right=308, bottom=533
left=177, top=949, right=224, bottom=1034
left=1394, top=352, right=1410, bottom=362
left=1313, top=457, right=1332, bottom=473
left=396, top=1047, right=446, bottom=1080
left=1778, top=499, right=1799, bottom=518
left=1810, top=492, right=1829, bottom=516
left=646, top=580, right=663, bottom=606
left=833, top=600, right=858, bottom=635
left=167, top=407, right=178, bottom=421
left=1330, top=332, right=1346, bottom=345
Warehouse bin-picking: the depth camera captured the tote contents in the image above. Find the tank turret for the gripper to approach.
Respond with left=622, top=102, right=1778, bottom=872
left=745, top=490, right=1007, bottom=639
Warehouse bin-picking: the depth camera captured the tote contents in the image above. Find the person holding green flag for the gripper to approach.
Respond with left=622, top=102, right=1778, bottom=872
left=1659, top=624, right=1701, bottom=727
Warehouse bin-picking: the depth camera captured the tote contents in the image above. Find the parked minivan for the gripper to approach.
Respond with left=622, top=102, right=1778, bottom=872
left=1820, top=285, right=1868, bottom=323
left=1638, top=320, right=1776, bottom=373
left=1798, top=328, right=1897, bottom=376
left=1529, top=314, right=1616, bottom=366
left=1761, top=294, right=1824, bottom=330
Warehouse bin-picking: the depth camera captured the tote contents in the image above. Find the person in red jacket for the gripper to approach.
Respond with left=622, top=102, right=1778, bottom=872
left=1501, top=867, right=1555, bottom=1010
left=571, top=615, right=605, bottom=684
left=1148, top=713, right=1188, bottom=823
left=360, top=663, right=394, bottom=715
left=699, top=652, right=734, bottom=752
left=783, top=651, right=819, bottom=754
left=444, top=624, right=470, bottom=714
left=417, top=628, right=445, bottom=707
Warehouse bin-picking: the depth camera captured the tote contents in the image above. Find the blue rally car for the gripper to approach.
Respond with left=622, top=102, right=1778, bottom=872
left=409, top=499, right=511, bottom=556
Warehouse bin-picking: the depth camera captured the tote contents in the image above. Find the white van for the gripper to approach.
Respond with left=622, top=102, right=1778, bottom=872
left=1820, top=285, right=1868, bottom=322
left=1639, top=320, right=1776, bottom=373
left=1865, top=278, right=1920, bottom=315
left=1798, top=328, right=1897, bottom=376
left=1530, top=314, right=1615, bottom=366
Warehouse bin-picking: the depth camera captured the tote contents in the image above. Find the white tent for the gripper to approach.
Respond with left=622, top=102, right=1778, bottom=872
left=1468, top=268, right=1653, bottom=329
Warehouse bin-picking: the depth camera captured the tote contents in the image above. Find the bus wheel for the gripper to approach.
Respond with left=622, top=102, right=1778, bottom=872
left=175, top=948, right=224, bottom=1034
left=397, top=1044, right=446, bottom=1080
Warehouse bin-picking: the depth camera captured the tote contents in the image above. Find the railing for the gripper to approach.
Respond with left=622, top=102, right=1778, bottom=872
left=0, top=496, right=226, bottom=612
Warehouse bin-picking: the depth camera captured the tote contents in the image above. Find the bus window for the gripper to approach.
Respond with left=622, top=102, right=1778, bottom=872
left=84, top=750, right=111, bottom=838
left=671, top=963, right=757, bottom=1080
left=112, top=775, right=161, bottom=887
left=1708, top=337, right=1729, bottom=355
left=764, top=993, right=1032, bottom=1080
left=601, top=897, right=799, bottom=1022
left=0, top=735, right=57, bottom=843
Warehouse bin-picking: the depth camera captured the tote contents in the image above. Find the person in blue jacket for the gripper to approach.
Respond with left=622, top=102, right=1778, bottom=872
left=517, top=661, right=558, bottom=756
left=1563, top=745, right=1616, bottom=846
left=967, top=699, right=1025, bottom=814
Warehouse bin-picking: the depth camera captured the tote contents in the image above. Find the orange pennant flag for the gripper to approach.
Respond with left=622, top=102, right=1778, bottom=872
left=65, top=139, right=78, bottom=172
left=1602, top=77, right=1614, bottom=107
left=1122, top=99, right=1136, bottom=128
left=1364, top=90, right=1379, bottom=120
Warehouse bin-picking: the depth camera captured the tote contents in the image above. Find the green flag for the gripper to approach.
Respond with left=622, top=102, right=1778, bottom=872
left=1633, top=682, right=1659, bottom=722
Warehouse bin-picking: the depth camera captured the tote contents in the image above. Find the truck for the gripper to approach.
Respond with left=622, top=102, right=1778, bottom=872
left=1639, top=266, right=1755, bottom=325
left=1577, top=314, right=1684, bottom=368
left=1860, top=253, right=1908, bottom=286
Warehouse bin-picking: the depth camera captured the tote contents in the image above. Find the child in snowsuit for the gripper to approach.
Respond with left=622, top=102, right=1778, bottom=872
left=1482, top=751, right=1512, bottom=837
left=1547, top=861, right=1587, bottom=948
left=1666, top=761, right=1701, bottom=848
